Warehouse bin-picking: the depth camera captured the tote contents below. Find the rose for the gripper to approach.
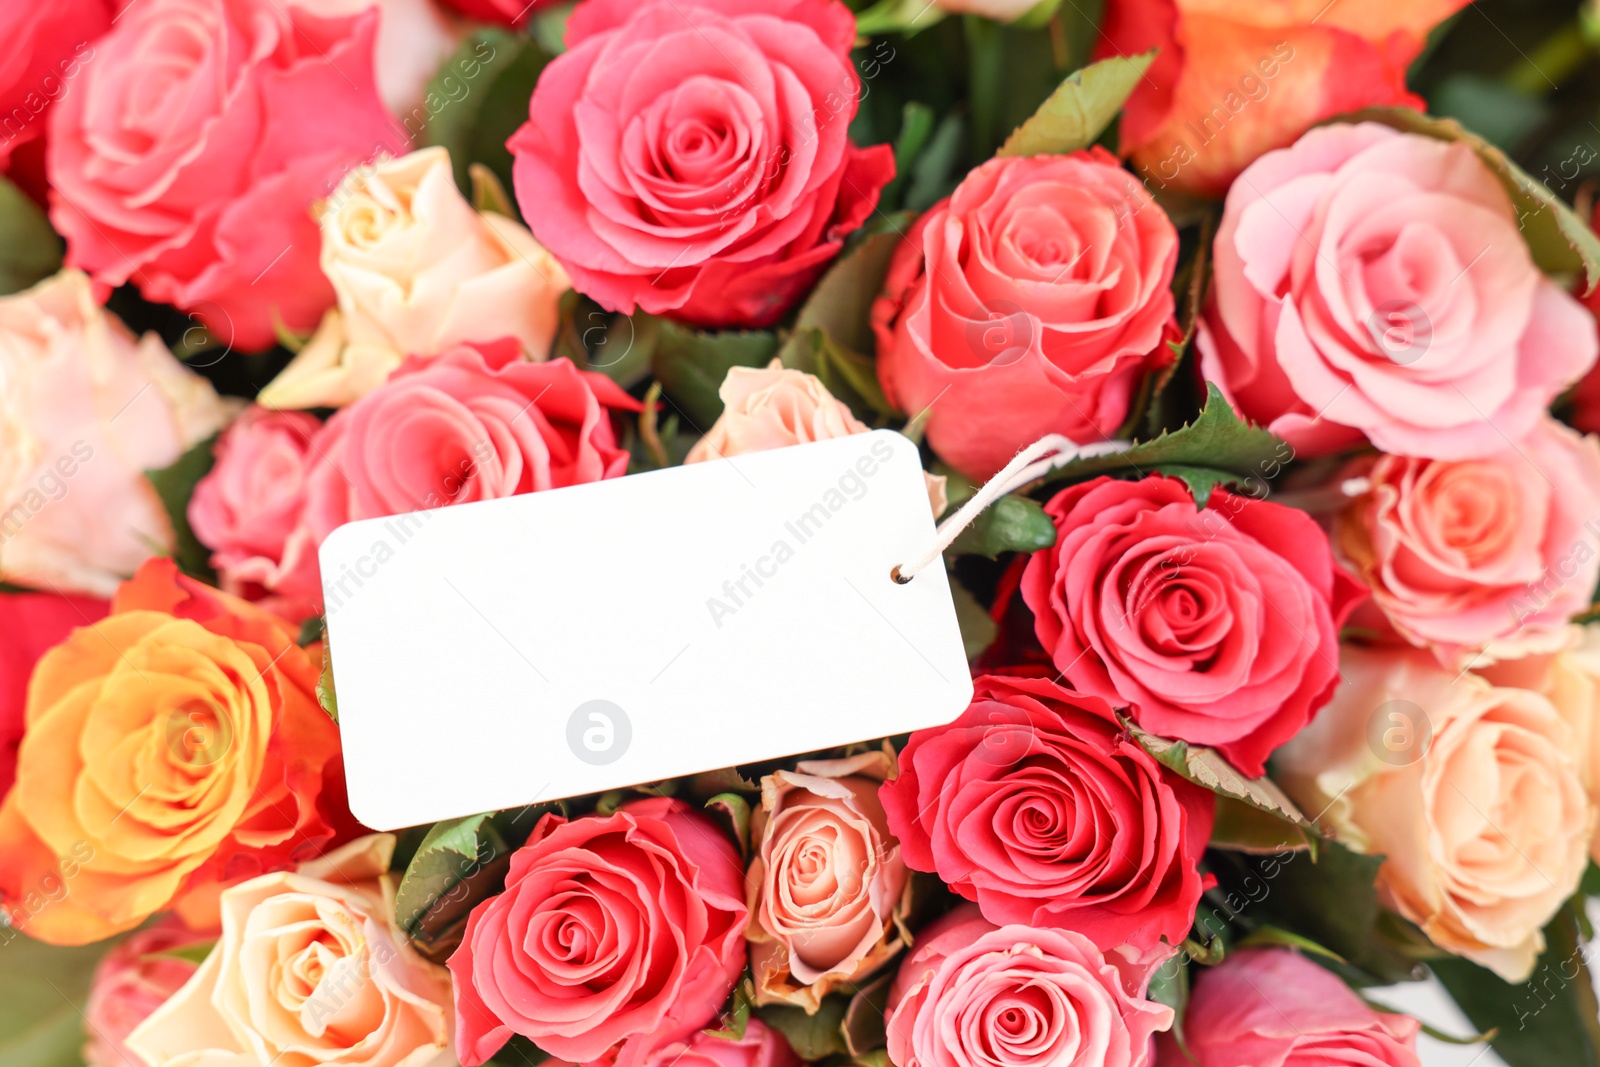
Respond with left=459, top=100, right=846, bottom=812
left=47, top=0, right=406, bottom=351
left=0, top=590, right=106, bottom=798
left=1276, top=644, right=1592, bottom=980
left=1198, top=122, right=1597, bottom=460
left=188, top=407, right=324, bottom=622
left=449, top=798, right=748, bottom=1067
left=635, top=1020, right=798, bottom=1067
left=881, top=674, right=1213, bottom=950
left=872, top=150, right=1178, bottom=479
left=885, top=905, right=1172, bottom=1067
left=437, top=0, right=559, bottom=24
left=0, top=559, right=344, bottom=945
left=82, top=918, right=209, bottom=1067
left=688, top=362, right=948, bottom=516
left=1021, top=475, right=1364, bottom=776
left=1163, top=947, right=1421, bottom=1067
left=288, top=0, right=466, bottom=116
left=260, top=147, right=571, bottom=410
left=508, top=0, right=895, bottom=328
left=1334, top=417, right=1600, bottom=665
left=129, top=834, right=455, bottom=1067
left=0, top=1, right=111, bottom=176
left=1100, top=0, right=1469, bottom=196
left=746, top=750, right=910, bottom=1010
left=0, top=270, right=235, bottom=596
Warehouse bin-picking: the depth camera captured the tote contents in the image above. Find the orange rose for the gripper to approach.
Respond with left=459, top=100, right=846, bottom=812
left=1100, top=0, right=1470, bottom=196
left=0, top=558, right=345, bottom=945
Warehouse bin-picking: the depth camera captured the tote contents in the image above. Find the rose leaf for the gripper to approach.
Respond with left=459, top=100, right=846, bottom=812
left=756, top=995, right=850, bottom=1060
left=843, top=971, right=894, bottom=1057
left=144, top=434, right=220, bottom=585
left=0, top=176, right=62, bottom=297
left=0, top=932, right=114, bottom=1067
left=997, top=51, right=1157, bottom=159
left=703, top=793, right=752, bottom=858
left=650, top=320, right=781, bottom=429
left=946, top=495, right=1057, bottom=560
left=393, top=813, right=514, bottom=949
left=316, top=643, right=338, bottom=723
left=950, top=576, right=999, bottom=660
left=788, top=226, right=905, bottom=357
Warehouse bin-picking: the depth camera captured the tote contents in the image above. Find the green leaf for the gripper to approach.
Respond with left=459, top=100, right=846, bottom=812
left=704, top=793, right=751, bottom=859
left=947, top=495, right=1057, bottom=560
left=298, top=615, right=324, bottom=648
left=1146, top=954, right=1191, bottom=1058
left=393, top=814, right=513, bottom=949
left=789, top=227, right=906, bottom=356
left=468, top=163, right=515, bottom=217
left=1347, top=107, right=1600, bottom=293
left=843, top=971, right=894, bottom=1057
left=1211, top=794, right=1313, bottom=854
left=143, top=940, right=216, bottom=966
left=881, top=102, right=936, bottom=212
left=704, top=979, right=755, bottom=1041
left=421, top=30, right=551, bottom=200
left=853, top=0, right=947, bottom=36
left=144, top=434, right=219, bottom=584
left=0, top=177, right=62, bottom=296
left=757, top=996, right=850, bottom=1060
left=1237, top=925, right=1346, bottom=964
left=650, top=320, right=780, bottom=429
left=906, top=113, right=966, bottom=213
left=950, top=577, right=999, bottom=660
left=0, top=931, right=114, bottom=1067
left=316, top=643, right=339, bottom=724
left=997, top=52, right=1156, bottom=158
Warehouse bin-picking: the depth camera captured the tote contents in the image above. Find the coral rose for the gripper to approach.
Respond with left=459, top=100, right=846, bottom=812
left=129, top=834, right=455, bottom=1067
left=0, top=1, right=111, bottom=174
left=0, top=589, right=106, bottom=798
left=746, top=749, right=910, bottom=1010
left=1101, top=0, right=1469, bottom=196
left=1161, top=947, right=1421, bottom=1067
left=1335, top=417, right=1600, bottom=665
left=0, top=559, right=344, bottom=945
left=885, top=905, right=1172, bottom=1067
left=872, top=150, right=1178, bottom=479
left=449, top=798, right=748, bottom=1067
left=1276, top=644, right=1592, bottom=980
left=0, top=270, right=234, bottom=596
left=508, top=0, right=895, bottom=328
left=1022, top=475, right=1364, bottom=776
left=1199, top=122, right=1598, bottom=460
left=82, top=919, right=208, bottom=1067
left=881, top=674, right=1213, bottom=951
left=47, top=0, right=406, bottom=351
left=635, top=1020, right=798, bottom=1067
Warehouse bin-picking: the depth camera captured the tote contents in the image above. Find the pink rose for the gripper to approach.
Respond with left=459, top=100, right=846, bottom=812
left=82, top=918, right=208, bottom=1067
left=436, top=0, right=559, bottom=24
left=636, top=1020, right=798, bottom=1067
left=448, top=798, right=748, bottom=1067
left=289, top=0, right=466, bottom=116
left=0, top=590, right=107, bottom=798
left=1022, top=475, right=1365, bottom=776
left=508, top=0, right=895, bottom=328
left=1335, top=417, right=1600, bottom=665
left=0, top=2, right=111, bottom=173
left=1199, top=122, right=1598, bottom=460
left=47, top=0, right=406, bottom=351
left=885, top=905, right=1172, bottom=1067
left=872, top=150, right=1178, bottom=479
left=1163, top=948, right=1420, bottom=1067
left=881, top=674, right=1213, bottom=951
left=188, top=407, right=323, bottom=622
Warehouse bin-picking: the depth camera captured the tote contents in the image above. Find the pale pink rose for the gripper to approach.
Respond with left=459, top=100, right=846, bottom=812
left=0, top=271, right=234, bottom=596
left=1276, top=644, right=1593, bottom=981
left=687, top=363, right=947, bottom=516
left=128, top=834, right=456, bottom=1067
left=636, top=1020, right=798, bottom=1067
left=1336, top=417, right=1600, bottom=665
left=188, top=406, right=324, bottom=622
left=747, top=749, right=910, bottom=1010
left=885, top=905, right=1172, bottom=1067
left=82, top=918, right=208, bottom=1067
left=1200, top=122, right=1597, bottom=460
left=1162, top=947, right=1421, bottom=1067
left=288, top=0, right=466, bottom=116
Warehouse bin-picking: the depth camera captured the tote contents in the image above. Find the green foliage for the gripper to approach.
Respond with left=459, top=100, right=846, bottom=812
left=997, top=52, right=1156, bottom=158
left=946, top=496, right=1057, bottom=559
left=423, top=30, right=551, bottom=202
left=757, top=995, right=850, bottom=1059
left=0, top=178, right=62, bottom=297
left=0, top=932, right=113, bottom=1067
left=650, top=321, right=781, bottom=430
left=145, top=434, right=219, bottom=584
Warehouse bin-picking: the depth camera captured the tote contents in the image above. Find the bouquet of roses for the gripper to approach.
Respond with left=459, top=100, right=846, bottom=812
left=6, top=0, right=1600, bottom=1065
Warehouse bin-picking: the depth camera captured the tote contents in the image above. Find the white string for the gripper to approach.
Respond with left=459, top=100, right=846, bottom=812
left=892, top=435, right=1133, bottom=583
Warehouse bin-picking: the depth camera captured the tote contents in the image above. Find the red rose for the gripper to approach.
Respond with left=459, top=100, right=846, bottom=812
left=0, top=2, right=112, bottom=179
left=448, top=798, right=748, bottom=1067
left=508, top=0, right=895, bottom=328
left=0, top=590, right=106, bottom=798
left=1022, top=475, right=1364, bottom=776
left=872, top=151, right=1178, bottom=480
left=47, top=0, right=405, bottom=351
left=881, top=674, right=1213, bottom=951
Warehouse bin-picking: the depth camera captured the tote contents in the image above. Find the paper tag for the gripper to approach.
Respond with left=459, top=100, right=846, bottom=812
left=320, top=430, right=973, bottom=830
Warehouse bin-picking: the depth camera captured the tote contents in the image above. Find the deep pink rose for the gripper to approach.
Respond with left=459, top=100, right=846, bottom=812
left=0, top=590, right=107, bottom=798
left=1199, top=122, right=1598, bottom=460
left=886, top=905, right=1172, bottom=1067
left=881, top=674, right=1213, bottom=951
left=436, top=0, right=560, bottom=23
left=508, top=0, right=895, bottom=328
left=1022, top=475, right=1365, bottom=776
left=449, top=798, right=748, bottom=1067
left=635, top=1020, right=799, bottom=1067
left=872, top=150, right=1178, bottom=479
left=0, top=2, right=112, bottom=173
left=47, top=0, right=406, bottom=351
left=82, top=918, right=209, bottom=1067
left=188, top=407, right=323, bottom=623
left=1160, top=948, right=1421, bottom=1067
left=286, top=340, right=640, bottom=609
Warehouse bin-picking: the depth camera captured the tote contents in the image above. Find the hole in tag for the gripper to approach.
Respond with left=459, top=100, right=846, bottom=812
left=890, top=564, right=911, bottom=585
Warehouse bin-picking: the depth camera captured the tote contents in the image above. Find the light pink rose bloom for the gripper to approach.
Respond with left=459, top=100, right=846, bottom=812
left=634, top=1020, right=798, bottom=1067
left=188, top=407, right=324, bottom=622
left=1335, top=417, right=1600, bottom=665
left=1199, top=122, right=1598, bottom=460
left=82, top=918, right=208, bottom=1067
left=885, top=905, right=1172, bottom=1067
left=1161, top=947, right=1421, bottom=1067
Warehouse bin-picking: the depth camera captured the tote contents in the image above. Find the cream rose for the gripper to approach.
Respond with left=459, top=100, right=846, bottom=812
left=0, top=270, right=233, bottom=596
left=128, top=834, right=455, bottom=1067
left=1276, top=645, right=1593, bottom=981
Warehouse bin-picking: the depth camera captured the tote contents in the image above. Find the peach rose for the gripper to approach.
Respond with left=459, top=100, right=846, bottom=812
left=0, top=270, right=234, bottom=596
left=1336, top=418, right=1600, bottom=665
left=687, top=362, right=947, bottom=515
left=746, top=749, right=910, bottom=1010
left=83, top=918, right=208, bottom=1067
left=0, top=559, right=344, bottom=945
left=128, top=834, right=455, bottom=1067
left=1276, top=644, right=1593, bottom=980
